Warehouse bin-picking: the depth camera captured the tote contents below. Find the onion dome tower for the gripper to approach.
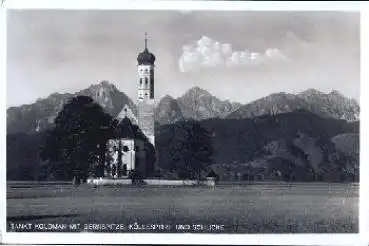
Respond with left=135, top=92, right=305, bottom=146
left=137, top=33, right=155, bottom=147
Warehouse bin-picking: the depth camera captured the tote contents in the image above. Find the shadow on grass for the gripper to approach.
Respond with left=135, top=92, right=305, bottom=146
left=7, top=213, right=79, bottom=222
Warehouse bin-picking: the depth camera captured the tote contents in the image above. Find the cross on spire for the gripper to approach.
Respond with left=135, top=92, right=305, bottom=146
left=144, top=32, right=148, bottom=50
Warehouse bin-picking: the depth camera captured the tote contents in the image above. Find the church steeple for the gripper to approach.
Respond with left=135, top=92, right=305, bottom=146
left=136, top=33, right=155, bottom=148
left=137, top=32, right=155, bottom=65
left=144, top=32, right=148, bottom=50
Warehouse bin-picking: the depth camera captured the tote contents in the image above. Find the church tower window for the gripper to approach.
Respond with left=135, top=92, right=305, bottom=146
left=150, top=77, right=154, bottom=99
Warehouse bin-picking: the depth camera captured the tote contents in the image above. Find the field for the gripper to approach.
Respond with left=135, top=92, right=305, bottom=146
left=7, top=182, right=358, bottom=233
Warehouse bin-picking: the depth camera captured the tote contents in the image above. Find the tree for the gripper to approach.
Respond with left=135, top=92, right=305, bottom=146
left=40, top=96, right=114, bottom=183
left=7, top=132, right=46, bottom=181
left=169, top=120, right=213, bottom=179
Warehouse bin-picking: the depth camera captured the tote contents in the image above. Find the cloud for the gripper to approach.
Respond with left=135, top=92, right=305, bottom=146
left=179, top=36, right=287, bottom=73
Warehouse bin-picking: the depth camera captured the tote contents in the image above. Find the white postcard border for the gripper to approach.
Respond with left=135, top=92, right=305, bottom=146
left=0, top=1, right=367, bottom=245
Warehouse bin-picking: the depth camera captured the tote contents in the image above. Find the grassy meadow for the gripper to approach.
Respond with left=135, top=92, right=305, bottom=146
left=7, top=182, right=358, bottom=233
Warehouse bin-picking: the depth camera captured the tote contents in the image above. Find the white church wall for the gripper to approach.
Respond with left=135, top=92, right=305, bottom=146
left=105, top=138, right=136, bottom=178
left=121, top=138, right=135, bottom=173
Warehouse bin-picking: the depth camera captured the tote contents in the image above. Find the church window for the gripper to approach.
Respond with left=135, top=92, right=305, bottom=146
left=112, top=164, right=117, bottom=176
left=150, top=77, right=154, bottom=99
left=123, top=146, right=129, bottom=152
left=122, top=164, right=127, bottom=176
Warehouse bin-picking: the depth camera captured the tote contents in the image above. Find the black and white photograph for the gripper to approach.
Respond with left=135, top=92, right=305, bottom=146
left=2, top=1, right=363, bottom=244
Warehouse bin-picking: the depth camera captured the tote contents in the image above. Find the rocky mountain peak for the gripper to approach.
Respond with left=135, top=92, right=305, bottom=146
left=76, top=80, right=137, bottom=117
left=183, top=86, right=212, bottom=98
left=84, top=81, right=119, bottom=97
left=155, top=94, right=184, bottom=125
left=228, top=88, right=359, bottom=122
left=266, top=92, right=297, bottom=101
left=297, top=88, right=359, bottom=122
left=298, top=89, right=325, bottom=98
left=175, top=86, right=241, bottom=121
left=7, top=80, right=136, bottom=134
left=100, top=80, right=113, bottom=86
left=329, top=89, right=344, bottom=97
left=228, top=92, right=309, bottom=119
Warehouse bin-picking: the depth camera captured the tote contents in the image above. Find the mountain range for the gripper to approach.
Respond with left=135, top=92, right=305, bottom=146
left=6, top=81, right=360, bottom=134
left=156, top=110, right=359, bottom=182
left=6, top=81, right=360, bottom=182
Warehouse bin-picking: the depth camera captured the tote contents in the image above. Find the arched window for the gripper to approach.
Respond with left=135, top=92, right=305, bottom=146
left=150, top=77, right=154, bottom=99
left=123, top=146, right=129, bottom=152
left=145, top=77, right=148, bottom=84
left=139, top=78, right=142, bottom=84
left=122, top=164, right=127, bottom=176
left=145, top=68, right=148, bottom=72
left=112, top=164, right=117, bottom=177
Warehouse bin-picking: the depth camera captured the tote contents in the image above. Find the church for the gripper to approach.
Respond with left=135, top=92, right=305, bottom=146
left=103, top=34, right=156, bottom=179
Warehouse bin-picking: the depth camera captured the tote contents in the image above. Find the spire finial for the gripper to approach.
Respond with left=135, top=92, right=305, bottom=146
left=144, top=32, right=148, bottom=50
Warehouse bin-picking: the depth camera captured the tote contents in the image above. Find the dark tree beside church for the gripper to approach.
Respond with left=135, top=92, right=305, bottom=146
left=169, top=120, right=213, bottom=179
left=40, top=96, right=114, bottom=183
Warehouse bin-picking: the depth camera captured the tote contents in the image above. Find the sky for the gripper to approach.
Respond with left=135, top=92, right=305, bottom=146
left=6, top=10, right=360, bottom=107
